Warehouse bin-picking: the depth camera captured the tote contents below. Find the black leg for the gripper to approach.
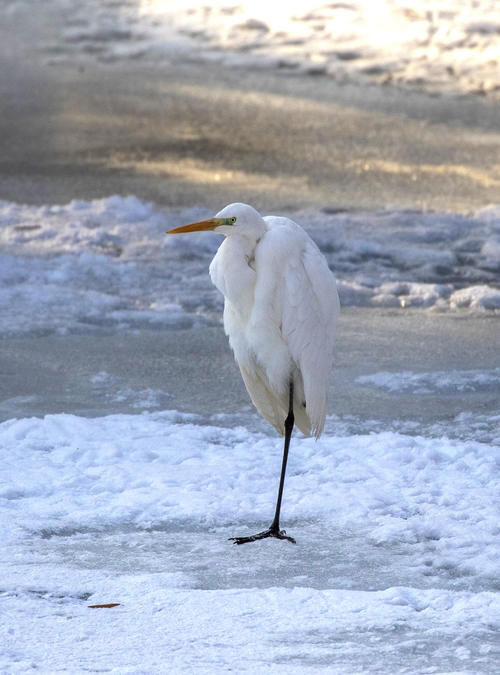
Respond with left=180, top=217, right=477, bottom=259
left=230, top=381, right=296, bottom=545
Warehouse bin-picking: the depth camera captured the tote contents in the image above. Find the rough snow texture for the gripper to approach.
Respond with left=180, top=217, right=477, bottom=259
left=1, top=412, right=499, bottom=672
left=0, top=197, right=499, bottom=337
left=1, top=194, right=499, bottom=672
left=356, top=367, right=500, bottom=394
left=13, top=0, right=500, bottom=97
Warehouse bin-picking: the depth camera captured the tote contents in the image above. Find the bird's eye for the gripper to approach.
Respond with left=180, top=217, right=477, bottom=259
left=219, top=216, right=237, bottom=226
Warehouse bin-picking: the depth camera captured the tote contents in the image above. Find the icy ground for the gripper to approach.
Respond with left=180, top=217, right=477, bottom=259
left=1, top=413, right=499, bottom=672
left=0, top=196, right=499, bottom=340
left=8, top=0, right=500, bottom=98
left=1, top=196, right=499, bottom=672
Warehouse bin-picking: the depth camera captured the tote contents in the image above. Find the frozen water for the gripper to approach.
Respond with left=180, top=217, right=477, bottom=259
left=356, top=368, right=500, bottom=394
left=8, top=0, right=500, bottom=97
left=3, top=412, right=499, bottom=583
left=1, top=412, right=499, bottom=672
left=0, top=197, right=499, bottom=339
left=1, top=196, right=499, bottom=671
left=2, top=1, right=500, bottom=669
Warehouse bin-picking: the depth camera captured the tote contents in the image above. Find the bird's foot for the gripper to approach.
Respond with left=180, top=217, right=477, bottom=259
left=229, top=526, right=296, bottom=545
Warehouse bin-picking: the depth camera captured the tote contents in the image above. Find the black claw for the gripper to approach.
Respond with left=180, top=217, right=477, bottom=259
left=229, top=526, right=296, bottom=545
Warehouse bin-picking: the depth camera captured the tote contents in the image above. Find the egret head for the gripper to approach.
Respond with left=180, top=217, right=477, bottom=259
left=167, top=203, right=265, bottom=237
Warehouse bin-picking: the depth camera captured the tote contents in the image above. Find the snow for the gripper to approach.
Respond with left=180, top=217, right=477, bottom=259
left=1, top=412, right=499, bottom=672
left=356, top=368, right=500, bottom=394
left=450, top=284, right=500, bottom=310
left=3, top=1, right=500, bottom=667
left=1, top=192, right=499, bottom=671
left=2, top=585, right=499, bottom=673
left=0, top=196, right=499, bottom=339
left=15, top=0, right=500, bottom=98
left=1, top=194, right=498, bottom=669
left=4, top=413, right=498, bottom=559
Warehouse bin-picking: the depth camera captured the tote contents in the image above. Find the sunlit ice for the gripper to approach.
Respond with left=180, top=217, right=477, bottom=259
left=139, top=0, right=327, bottom=32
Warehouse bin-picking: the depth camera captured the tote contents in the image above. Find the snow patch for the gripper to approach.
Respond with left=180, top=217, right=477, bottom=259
left=1, top=196, right=499, bottom=337
left=1, top=412, right=498, bottom=582
left=29, top=0, right=500, bottom=98
left=356, top=368, right=500, bottom=394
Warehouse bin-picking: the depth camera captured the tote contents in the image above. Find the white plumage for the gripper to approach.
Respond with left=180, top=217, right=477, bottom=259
left=167, top=202, right=340, bottom=544
left=208, top=204, right=339, bottom=438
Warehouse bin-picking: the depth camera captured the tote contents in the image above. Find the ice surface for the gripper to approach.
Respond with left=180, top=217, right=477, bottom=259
left=2, top=1, right=500, bottom=667
left=0, top=196, right=499, bottom=338
left=2, top=579, right=498, bottom=673
left=11, top=0, right=500, bottom=98
left=1, top=195, right=499, bottom=671
left=356, top=368, right=500, bottom=394
left=1, top=412, right=499, bottom=672
left=2, top=412, right=499, bottom=580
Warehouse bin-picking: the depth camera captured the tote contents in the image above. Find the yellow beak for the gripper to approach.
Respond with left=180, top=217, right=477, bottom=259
left=166, top=218, right=221, bottom=235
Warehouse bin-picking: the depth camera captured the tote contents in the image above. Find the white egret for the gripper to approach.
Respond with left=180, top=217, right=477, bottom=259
left=167, top=203, right=340, bottom=544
